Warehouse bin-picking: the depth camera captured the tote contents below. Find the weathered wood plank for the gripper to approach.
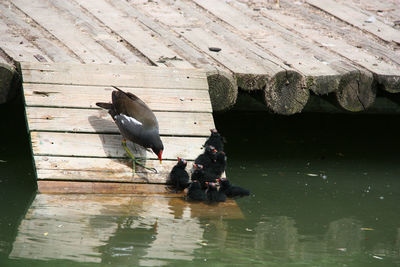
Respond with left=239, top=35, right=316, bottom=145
left=73, top=0, right=193, bottom=68
left=138, top=0, right=285, bottom=91
left=306, top=0, right=400, bottom=45
left=26, top=107, right=214, bottom=136
left=0, top=16, right=51, bottom=63
left=105, top=0, right=237, bottom=111
left=0, top=1, right=81, bottom=63
left=259, top=1, right=400, bottom=93
left=154, top=0, right=304, bottom=114
left=195, top=0, right=374, bottom=100
left=31, top=132, right=206, bottom=160
left=23, top=84, right=212, bottom=112
left=38, top=180, right=172, bottom=194
left=11, top=0, right=122, bottom=64
left=47, top=0, right=146, bottom=65
left=21, top=62, right=208, bottom=89
left=35, top=156, right=178, bottom=183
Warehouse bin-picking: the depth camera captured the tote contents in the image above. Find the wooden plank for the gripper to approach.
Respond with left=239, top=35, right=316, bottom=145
left=258, top=1, right=400, bottom=93
left=21, top=62, right=208, bottom=90
left=73, top=0, right=193, bottom=68
left=135, top=0, right=284, bottom=91
left=0, top=16, right=51, bottom=63
left=35, top=156, right=178, bottom=183
left=38, top=180, right=173, bottom=194
left=158, top=0, right=305, bottom=115
left=23, top=84, right=212, bottom=112
left=26, top=107, right=214, bottom=136
left=10, top=194, right=242, bottom=262
left=31, top=132, right=206, bottom=160
left=11, top=0, right=122, bottom=64
left=102, top=0, right=238, bottom=111
left=193, top=0, right=362, bottom=94
left=0, top=1, right=81, bottom=63
left=47, top=0, right=146, bottom=65
left=306, top=0, right=400, bottom=45
left=35, top=155, right=225, bottom=183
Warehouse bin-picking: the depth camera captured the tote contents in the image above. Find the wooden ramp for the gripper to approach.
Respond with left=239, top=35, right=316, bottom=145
left=22, top=62, right=215, bottom=193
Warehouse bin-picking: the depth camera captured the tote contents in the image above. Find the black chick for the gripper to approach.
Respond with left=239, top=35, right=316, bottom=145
left=192, top=164, right=217, bottom=190
left=206, top=182, right=226, bottom=203
left=206, top=151, right=226, bottom=178
left=204, top=129, right=224, bottom=152
left=167, top=157, right=189, bottom=191
left=218, top=178, right=250, bottom=198
left=194, top=145, right=217, bottom=168
left=187, top=180, right=206, bottom=201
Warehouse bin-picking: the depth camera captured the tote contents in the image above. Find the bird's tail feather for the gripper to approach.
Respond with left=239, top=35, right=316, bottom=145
left=112, top=86, right=139, bottom=101
left=96, top=102, right=113, bottom=109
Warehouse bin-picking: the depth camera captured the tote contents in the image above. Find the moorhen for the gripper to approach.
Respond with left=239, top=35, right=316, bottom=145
left=217, top=178, right=250, bottom=198
left=187, top=180, right=206, bottom=201
left=204, top=129, right=224, bottom=152
left=194, top=145, right=217, bottom=168
left=191, top=163, right=216, bottom=190
left=167, top=157, right=189, bottom=192
left=96, top=86, right=163, bottom=174
left=206, top=151, right=226, bottom=178
left=206, top=182, right=226, bottom=203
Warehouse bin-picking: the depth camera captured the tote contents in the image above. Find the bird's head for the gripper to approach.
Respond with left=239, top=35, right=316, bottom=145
left=152, top=142, right=163, bottom=164
left=217, top=177, right=229, bottom=186
left=193, top=163, right=203, bottom=170
left=177, top=157, right=187, bottom=167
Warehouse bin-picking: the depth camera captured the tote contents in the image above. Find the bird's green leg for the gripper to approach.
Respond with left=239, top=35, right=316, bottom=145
left=122, top=139, right=158, bottom=174
left=122, top=139, right=136, bottom=175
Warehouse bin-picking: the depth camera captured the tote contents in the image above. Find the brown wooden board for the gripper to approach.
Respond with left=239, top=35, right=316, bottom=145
left=259, top=0, right=400, bottom=93
left=30, top=131, right=206, bottom=160
left=73, top=0, right=193, bottom=68
left=306, top=0, right=400, bottom=45
left=35, top=156, right=178, bottom=183
left=23, top=84, right=212, bottom=112
left=26, top=107, right=214, bottom=136
left=21, top=62, right=208, bottom=90
left=11, top=0, right=122, bottom=64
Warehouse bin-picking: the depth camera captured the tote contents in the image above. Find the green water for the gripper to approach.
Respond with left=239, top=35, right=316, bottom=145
left=0, top=94, right=399, bottom=266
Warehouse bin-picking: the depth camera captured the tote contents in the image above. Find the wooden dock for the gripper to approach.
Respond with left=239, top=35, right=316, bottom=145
left=22, top=61, right=218, bottom=193
left=0, top=0, right=399, bottom=113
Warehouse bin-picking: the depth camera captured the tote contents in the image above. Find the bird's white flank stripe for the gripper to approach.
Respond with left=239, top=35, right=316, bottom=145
left=120, top=114, right=143, bottom=126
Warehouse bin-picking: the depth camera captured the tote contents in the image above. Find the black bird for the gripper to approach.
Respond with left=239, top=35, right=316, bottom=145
left=168, top=157, right=189, bottom=191
left=206, top=182, right=226, bottom=203
left=192, top=164, right=216, bottom=190
left=187, top=180, right=206, bottom=201
left=217, top=178, right=250, bottom=198
left=206, top=151, right=226, bottom=178
left=194, top=145, right=217, bottom=168
left=96, top=86, right=163, bottom=173
left=204, top=129, right=224, bottom=152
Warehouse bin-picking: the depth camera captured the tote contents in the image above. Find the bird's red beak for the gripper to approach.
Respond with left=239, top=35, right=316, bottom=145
left=158, top=150, right=163, bottom=164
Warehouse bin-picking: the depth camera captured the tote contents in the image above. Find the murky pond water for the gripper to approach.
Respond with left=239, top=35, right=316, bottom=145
left=1, top=95, right=399, bottom=266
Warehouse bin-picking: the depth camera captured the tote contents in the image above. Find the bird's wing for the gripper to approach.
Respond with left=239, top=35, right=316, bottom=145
left=111, top=88, right=158, bottom=129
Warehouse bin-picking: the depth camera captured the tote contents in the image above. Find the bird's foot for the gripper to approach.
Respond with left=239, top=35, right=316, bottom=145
left=122, top=139, right=158, bottom=174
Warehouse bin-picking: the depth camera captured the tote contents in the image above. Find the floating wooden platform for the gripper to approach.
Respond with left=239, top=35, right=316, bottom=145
left=22, top=61, right=215, bottom=193
left=1, top=0, right=399, bottom=113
